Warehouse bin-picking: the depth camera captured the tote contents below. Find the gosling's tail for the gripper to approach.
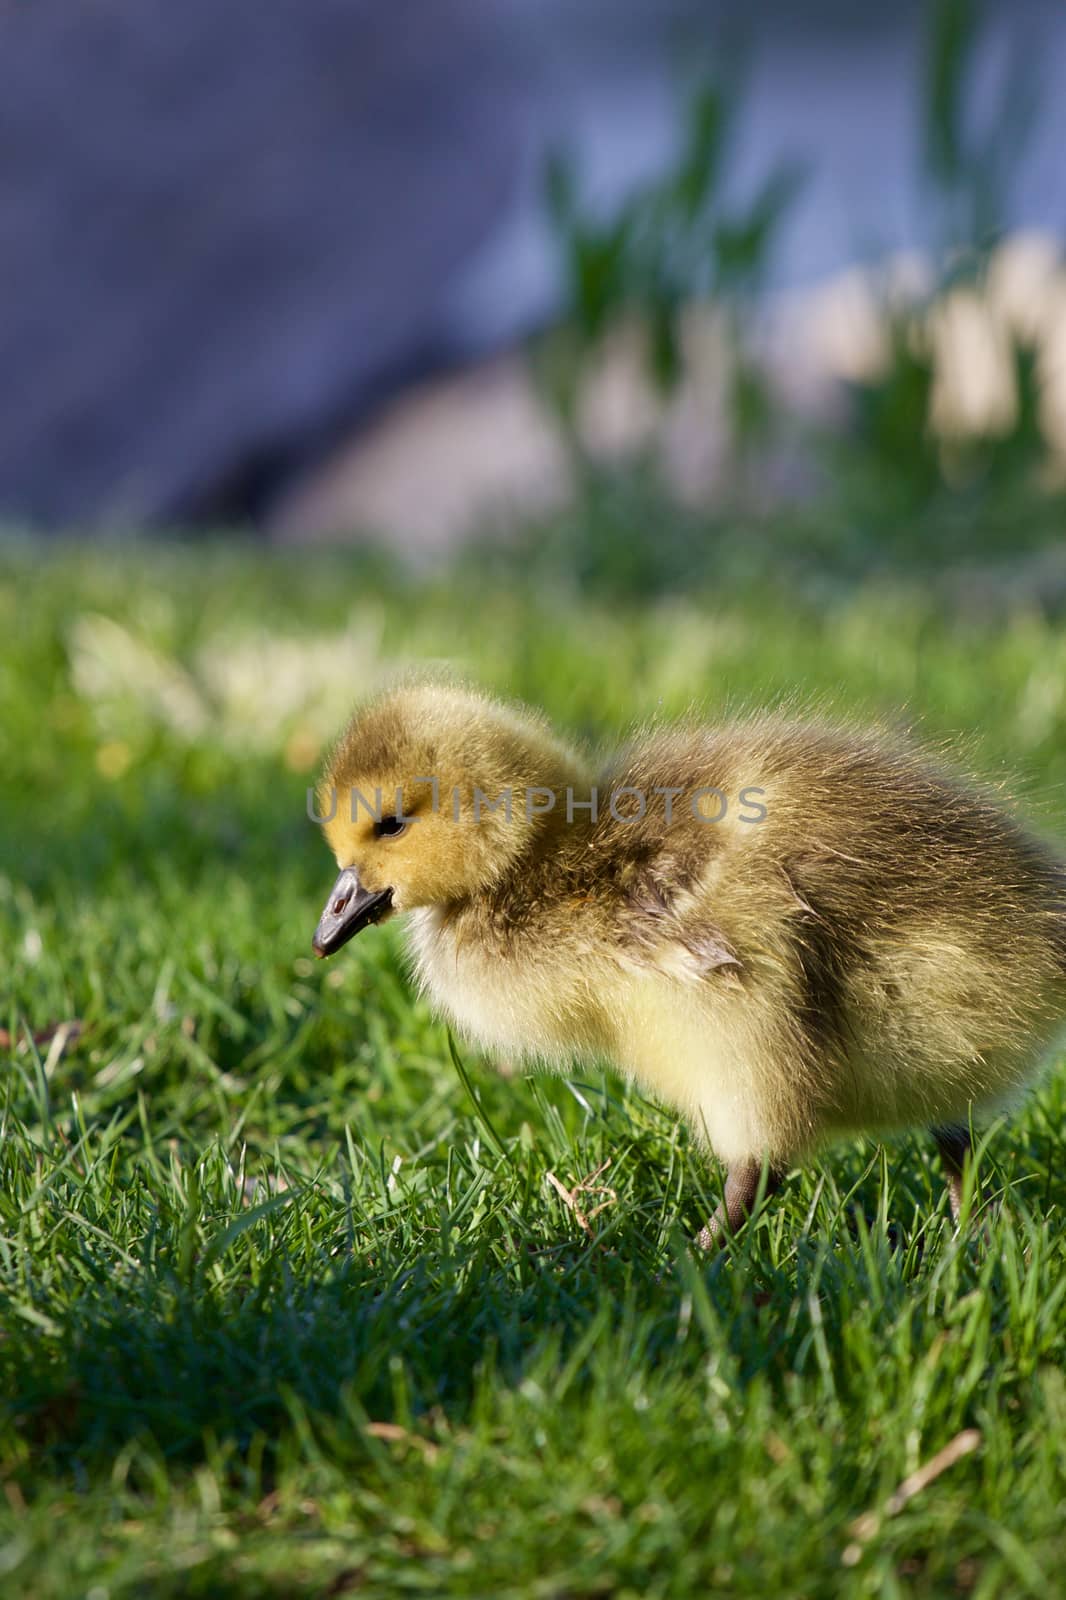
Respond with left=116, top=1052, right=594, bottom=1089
left=1053, top=870, right=1066, bottom=978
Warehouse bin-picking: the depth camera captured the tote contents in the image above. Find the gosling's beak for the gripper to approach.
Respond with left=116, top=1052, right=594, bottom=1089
left=312, top=867, right=393, bottom=958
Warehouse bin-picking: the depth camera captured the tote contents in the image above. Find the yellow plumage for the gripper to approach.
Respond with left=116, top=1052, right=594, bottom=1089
left=312, top=681, right=1066, bottom=1242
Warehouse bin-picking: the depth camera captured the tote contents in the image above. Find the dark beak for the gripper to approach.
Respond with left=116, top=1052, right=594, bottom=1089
left=312, top=867, right=393, bottom=958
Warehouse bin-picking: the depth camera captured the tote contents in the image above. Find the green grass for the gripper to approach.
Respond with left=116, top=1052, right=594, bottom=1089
left=3, top=532, right=1066, bottom=1597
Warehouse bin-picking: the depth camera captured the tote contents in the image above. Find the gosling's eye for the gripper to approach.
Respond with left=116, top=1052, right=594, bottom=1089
left=375, top=815, right=407, bottom=839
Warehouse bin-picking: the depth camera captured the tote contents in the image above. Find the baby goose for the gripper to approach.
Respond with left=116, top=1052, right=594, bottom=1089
left=311, top=682, right=1066, bottom=1244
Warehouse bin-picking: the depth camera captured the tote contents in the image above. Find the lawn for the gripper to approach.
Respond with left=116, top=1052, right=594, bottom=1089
left=2, top=530, right=1066, bottom=1597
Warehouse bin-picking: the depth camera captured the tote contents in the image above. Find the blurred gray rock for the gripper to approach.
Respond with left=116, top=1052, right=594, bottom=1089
left=0, top=0, right=525, bottom=527
left=2, top=0, right=1063, bottom=535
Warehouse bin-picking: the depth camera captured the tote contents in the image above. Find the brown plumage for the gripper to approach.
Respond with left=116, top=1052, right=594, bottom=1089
left=311, top=682, right=1066, bottom=1244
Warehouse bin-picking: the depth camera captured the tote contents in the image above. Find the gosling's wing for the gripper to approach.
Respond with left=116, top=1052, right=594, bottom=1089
left=614, top=858, right=742, bottom=984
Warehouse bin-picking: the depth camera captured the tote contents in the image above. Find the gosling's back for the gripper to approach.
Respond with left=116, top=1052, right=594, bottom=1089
left=414, top=716, right=1066, bottom=1162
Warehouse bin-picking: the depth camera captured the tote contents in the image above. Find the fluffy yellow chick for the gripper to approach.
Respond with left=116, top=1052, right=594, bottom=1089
left=311, top=681, right=1066, bottom=1244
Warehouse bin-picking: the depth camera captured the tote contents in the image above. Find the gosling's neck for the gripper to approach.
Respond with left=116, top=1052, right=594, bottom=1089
left=445, top=748, right=598, bottom=921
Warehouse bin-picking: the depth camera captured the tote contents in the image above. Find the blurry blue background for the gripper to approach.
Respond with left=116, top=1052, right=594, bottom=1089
left=2, top=0, right=1064, bottom=546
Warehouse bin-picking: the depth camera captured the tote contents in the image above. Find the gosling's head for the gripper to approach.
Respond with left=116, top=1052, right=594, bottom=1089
left=311, top=682, right=586, bottom=956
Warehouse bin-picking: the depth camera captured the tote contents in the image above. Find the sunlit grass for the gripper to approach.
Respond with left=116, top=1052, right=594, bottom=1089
left=2, top=534, right=1065, bottom=1597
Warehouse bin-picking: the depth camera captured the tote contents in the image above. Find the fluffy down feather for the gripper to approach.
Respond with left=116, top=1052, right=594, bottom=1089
left=314, top=682, right=1066, bottom=1239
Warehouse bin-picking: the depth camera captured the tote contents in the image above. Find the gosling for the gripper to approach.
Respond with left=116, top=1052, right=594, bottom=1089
left=311, top=682, right=1066, bottom=1245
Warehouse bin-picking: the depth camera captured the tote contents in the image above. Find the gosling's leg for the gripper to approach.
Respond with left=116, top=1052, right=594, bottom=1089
left=696, top=1158, right=783, bottom=1251
left=933, top=1123, right=972, bottom=1221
